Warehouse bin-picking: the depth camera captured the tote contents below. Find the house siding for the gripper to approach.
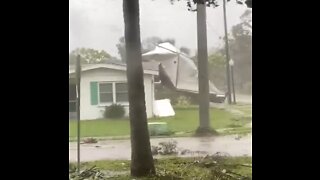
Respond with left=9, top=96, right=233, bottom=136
left=74, top=68, right=154, bottom=120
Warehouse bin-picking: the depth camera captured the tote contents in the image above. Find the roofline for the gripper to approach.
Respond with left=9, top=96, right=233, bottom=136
left=69, top=64, right=158, bottom=76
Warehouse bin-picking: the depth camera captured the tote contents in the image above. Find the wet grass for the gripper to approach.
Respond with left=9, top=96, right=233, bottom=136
left=217, top=127, right=252, bottom=135
left=230, top=104, right=252, bottom=116
left=71, top=157, right=252, bottom=179
left=69, top=106, right=252, bottom=139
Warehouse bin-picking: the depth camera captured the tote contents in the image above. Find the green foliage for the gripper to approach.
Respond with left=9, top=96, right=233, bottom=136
left=69, top=166, right=106, bottom=180
left=201, top=9, right=252, bottom=94
left=192, top=52, right=227, bottom=92
left=69, top=163, right=76, bottom=173
left=245, top=0, right=252, bottom=8
left=228, top=13, right=252, bottom=94
left=175, top=96, right=192, bottom=107
left=179, top=46, right=191, bottom=55
left=70, top=157, right=252, bottom=179
left=208, top=52, right=227, bottom=90
left=151, top=155, right=252, bottom=180
left=208, top=53, right=226, bottom=68
left=69, top=48, right=112, bottom=65
left=171, top=0, right=252, bottom=11
left=104, top=104, right=125, bottom=119
left=116, top=37, right=126, bottom=63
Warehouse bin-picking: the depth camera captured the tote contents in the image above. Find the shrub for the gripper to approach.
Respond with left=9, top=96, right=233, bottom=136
left=175, top=96, right=191, bottom=107
left=104, top=104, right=125, bottom=119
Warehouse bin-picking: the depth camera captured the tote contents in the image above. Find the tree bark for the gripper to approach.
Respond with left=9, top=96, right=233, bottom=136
left=123, top=0, right=155, bottom=177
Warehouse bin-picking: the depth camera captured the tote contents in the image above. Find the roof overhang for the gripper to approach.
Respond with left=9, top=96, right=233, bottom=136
left=69, top=64, right=158, bottom=76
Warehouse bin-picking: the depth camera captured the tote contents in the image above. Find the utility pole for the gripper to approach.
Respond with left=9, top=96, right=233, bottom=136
left=196, top=0, right=211, bottom=133
left=223, top=0, right=232, bottom=104
left=76, top=55, right=81, bottom=173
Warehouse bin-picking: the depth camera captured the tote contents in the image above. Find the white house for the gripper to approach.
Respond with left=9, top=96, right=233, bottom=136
left=69, top=62, right=158, bottom=120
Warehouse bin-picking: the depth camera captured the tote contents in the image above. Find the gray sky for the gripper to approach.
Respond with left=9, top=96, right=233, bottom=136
left=69, top=0, right=249, bottom=57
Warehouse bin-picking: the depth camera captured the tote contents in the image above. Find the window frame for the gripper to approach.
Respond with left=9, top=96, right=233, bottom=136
left=115, top=82, right=129, bottom=103
left=98, top=82, right=129, bottom=105
left=98, top=82, right=114, bottom=104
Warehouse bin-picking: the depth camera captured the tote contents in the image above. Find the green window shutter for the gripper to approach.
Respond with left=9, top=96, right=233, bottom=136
left=90, top=82, right=98, bottom=105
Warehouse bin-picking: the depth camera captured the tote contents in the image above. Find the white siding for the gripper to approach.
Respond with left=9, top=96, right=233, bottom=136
left=78, top=68, right=154, bottom=120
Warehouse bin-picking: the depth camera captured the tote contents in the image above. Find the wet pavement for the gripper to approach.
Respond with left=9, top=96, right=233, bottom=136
left=69, top=134, right=252, bottom=162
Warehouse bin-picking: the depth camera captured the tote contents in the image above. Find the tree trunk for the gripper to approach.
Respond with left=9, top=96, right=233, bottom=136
left=123, top=0, right=155, bottom=177
left=196, top=1, right=212, bottom=134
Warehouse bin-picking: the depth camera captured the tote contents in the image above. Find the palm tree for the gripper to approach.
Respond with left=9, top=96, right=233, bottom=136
left=122, top=0, right=155, bottom=177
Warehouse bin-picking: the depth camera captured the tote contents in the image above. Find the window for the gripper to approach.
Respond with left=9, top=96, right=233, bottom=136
left=99, top=83, right=113, bottom=103
left=115, top=83, right=128, bottom=102
left=98, top=82, right=128, bottom=104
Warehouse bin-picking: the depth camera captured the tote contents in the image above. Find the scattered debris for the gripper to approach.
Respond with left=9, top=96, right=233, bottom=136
left=180, top=149, right=191, bottom=155
left=158, top=140, right=178, bottom=155
left=151, top=145, right=160, bottom=155
left=83, top=137, right=98, bottom=144
left=152, top=141, right=210, bottom=156
left=153, top=99, right=175, bottom=117
left=235, top=134, right=242, bottom=140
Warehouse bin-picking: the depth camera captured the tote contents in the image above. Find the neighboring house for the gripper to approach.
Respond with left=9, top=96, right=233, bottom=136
left=69, top=62, right=158, bottom=120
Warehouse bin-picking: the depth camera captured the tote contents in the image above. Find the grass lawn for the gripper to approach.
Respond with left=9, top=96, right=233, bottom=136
left=230, top=104, right=252, bottom=116
left=70, top=157, right=252, bottom=179
left=69, top=106, right=252, bottom=139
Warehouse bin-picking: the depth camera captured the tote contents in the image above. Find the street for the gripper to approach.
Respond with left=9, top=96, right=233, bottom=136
left=69, top=134, right=252, bottom=162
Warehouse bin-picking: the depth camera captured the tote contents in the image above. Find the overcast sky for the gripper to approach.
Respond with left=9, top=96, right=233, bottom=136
left=69, top=0, right=250, bottom=57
